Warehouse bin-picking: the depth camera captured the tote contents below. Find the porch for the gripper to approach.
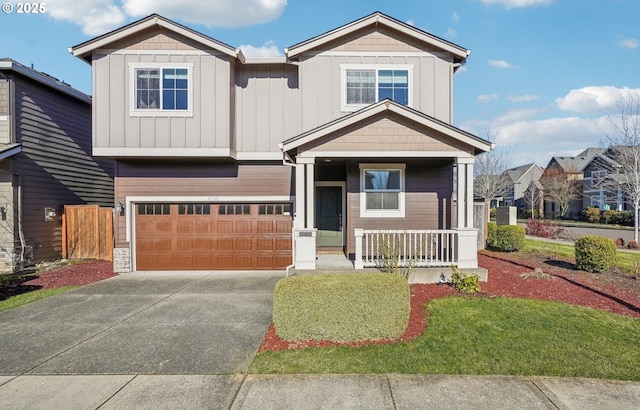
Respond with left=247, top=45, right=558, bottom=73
left=288, top=228, right=488, bottom=284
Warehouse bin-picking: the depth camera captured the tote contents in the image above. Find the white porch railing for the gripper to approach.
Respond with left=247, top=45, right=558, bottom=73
left=354, top=229, right=457, bottom=269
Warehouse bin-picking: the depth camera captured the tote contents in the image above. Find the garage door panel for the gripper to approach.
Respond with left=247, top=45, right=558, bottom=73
left=136, top=203, right=292, bottom=270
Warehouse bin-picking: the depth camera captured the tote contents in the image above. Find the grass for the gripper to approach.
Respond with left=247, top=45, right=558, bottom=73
left=250, top=296, right=640, bottom=380
left=0, top=287, right=78, bottom=313
left=523, top=238, right=640, bottom=275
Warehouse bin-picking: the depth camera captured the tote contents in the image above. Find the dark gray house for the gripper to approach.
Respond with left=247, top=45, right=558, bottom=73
left=0, top=59, right=113, bottom=271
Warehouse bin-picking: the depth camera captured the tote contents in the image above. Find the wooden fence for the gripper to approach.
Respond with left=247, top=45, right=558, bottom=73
left=62, top=205, right=113, bottom=261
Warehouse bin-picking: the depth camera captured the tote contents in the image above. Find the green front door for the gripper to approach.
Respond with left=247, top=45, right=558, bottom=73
left=315, top=186, right=343, bottom=247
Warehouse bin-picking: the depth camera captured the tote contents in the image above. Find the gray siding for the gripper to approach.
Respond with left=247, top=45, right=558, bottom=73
left=93, top=30, right=233, bottom=151
left=12, top=74, right=113, bottom=262
left=0, top=78, right=10, bottom=143
left=113, top=160, right=294, bottom=242
left=345, top=159, right=454, bottom=255
left=235, top=64, right=301, bottom=151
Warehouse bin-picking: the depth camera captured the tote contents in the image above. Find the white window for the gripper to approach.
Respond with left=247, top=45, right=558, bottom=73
left=360, top=164, right=405, bottom=218
left=129, top=63, right=193, bottom=117
left=591, top=169, right=606, bottom=186
left=341, top=65, right=412, bottom=111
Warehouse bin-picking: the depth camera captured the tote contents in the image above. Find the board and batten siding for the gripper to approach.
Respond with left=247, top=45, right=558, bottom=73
left=93, top=32, right=233, bottom=151
left=12, top=75, right=114, bottom=262
left=296, top=27, right=455, bottom=133
left=235, top=64, right=301, bottom=152
left=113, top=161, right=294, bottom=242
left=345, top=159, right=454, bottom=256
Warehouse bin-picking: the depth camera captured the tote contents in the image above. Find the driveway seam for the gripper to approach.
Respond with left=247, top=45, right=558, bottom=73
left=21, top=276, right=211, bottom=376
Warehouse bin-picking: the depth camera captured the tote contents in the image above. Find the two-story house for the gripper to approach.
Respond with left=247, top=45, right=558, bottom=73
left=0, top=59, right=113, bottom=271
left=71, top=12, right=491, bottom=274
left=501, top=163, right=544, bottom=216
left=582, top=147, right=630, bottom=212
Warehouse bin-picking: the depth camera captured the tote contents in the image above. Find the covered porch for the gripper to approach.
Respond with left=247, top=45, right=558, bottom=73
left=280, top=100, right=491, bottom=279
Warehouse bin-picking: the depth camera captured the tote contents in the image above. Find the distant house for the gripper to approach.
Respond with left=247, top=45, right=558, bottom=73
left=70, top=12, right=491, bottom=273
left=542, top=147, right=604, bottom=218
left=582, top=147, right=631, bottom=212
left=0, top=59, right=113, bottom=271
left=501, top=163, right=544, bottom=216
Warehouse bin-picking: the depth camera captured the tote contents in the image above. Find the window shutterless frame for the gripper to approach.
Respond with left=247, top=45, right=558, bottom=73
left=359, top=163, right=406, bottom=218
left=129, top=62, right=194, bottom=117
left=341, top=64, right=413, bottom=111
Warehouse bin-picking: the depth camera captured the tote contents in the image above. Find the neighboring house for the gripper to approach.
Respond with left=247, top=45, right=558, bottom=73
left=70, top=12, right=491, bottom=273
left=0, top=59, right=113, bottom=271
left=502, top=163, right=544, bottom=216
left=582, top=147, right=630, bottom=212
left=542, top=148, right=604, bottom=218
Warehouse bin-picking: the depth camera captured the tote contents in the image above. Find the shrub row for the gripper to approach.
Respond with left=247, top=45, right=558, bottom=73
left=580, top=207, right=634, bottom=226
left=487, top=223, right=525, bottom=252
left=273, top=273, right=410, bottom=342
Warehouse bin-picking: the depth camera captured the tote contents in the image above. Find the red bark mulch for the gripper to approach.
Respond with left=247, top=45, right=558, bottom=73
left=258, top=251, right=640, bottom=352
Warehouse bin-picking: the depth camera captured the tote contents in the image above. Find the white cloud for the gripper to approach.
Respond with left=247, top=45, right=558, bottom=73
left=555, top=86, right=640, bottom=113
left=494, top=108, right=546, bottom=123
left=478, top=93, right=499, bottom=103
left=481, top=0, right=554, bottom=9
left=488, top=59, right=514, bottom=69
left=444, top=28, right=457, bottom=38
left=44, top=0, right=287, bottom=35
left=406, top=19, right=415, bottom=26
left=617, top=36, right=639, bottom=49
left=45, top=0, right=126, bottom=36
left=239, top=42, right=283, bottom=58
left=122, top=0, right=287, bottom=28
left=507, top=94, right=540, bottom=102
left=452, top=12, right=460, bottom=24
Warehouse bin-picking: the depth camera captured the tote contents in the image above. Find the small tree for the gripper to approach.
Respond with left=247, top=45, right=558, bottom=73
left=522, top=181, right=542, bottom=218
left=473, top=127, right=513, bottom=243
left=541, top=166, right=581, bottom=218
left=600, top=94, right=640, bottom=241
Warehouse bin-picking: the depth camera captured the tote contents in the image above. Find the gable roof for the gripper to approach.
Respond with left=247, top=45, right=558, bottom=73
left=546, top=147, right=604, bottom=172
left=285, top=11, right=470, bottom=63
left=504, top=163, right=538, bottom=182
left=70, top=14, right=242, bottom=64
left=281, top=99, right=490, bottom=156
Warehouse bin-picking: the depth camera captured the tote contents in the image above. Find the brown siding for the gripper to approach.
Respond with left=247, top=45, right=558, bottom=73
left=305, top=113, right=469, bottom=153
left=345, top=159, right=454, bottom=255
left=113, top=160, right=294, bottom=242
left=0, top=78, right=10, bottom=143
left=11, top=74, right=113, bottom=262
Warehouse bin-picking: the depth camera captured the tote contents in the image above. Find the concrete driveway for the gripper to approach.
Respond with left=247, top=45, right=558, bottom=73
left=0, top=271, right=282, bottom=375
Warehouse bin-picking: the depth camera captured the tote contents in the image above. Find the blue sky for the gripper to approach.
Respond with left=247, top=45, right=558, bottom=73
left=1, top=0, right=639, bottom=167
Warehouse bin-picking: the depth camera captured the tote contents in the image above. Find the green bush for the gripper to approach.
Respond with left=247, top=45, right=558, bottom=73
left=487, top=222, right=497, bottom=246
left=574, top=235, right=617, bottom=273
left=273, top=273, right=410, bottom=342
left=451, top=266, right=481, bottom=294
left=488, top=225, right=525, bottom=252
left=582, top=206, right=601, bottom=223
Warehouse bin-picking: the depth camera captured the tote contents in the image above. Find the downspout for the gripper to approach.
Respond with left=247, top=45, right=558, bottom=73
left=280, top=145, right=296, bottom=276
left=16, top=173, right=25, bottom=268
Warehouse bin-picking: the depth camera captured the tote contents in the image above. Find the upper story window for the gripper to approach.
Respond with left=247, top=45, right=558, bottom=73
left=342, top=65, right=412, bottom=111
left=129, top=63, right=193, bottom=117
left=360, top=164, right=405, bottom=218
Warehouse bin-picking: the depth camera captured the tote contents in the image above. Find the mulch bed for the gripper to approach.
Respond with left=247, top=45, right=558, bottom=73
left=258, top=251, right=640, bottom=352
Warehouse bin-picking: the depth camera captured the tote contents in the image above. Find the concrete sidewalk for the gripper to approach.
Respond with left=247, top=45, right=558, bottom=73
left=0, top=373, right=638, bottom=409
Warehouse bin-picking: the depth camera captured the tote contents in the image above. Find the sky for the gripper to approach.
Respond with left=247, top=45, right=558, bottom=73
left=1, top=0, right=639, bottom=167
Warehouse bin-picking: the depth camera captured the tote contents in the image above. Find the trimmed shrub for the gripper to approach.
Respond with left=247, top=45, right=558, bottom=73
left=273, top=273, right=410, bottom=342
left=628, top=240, right=639, bottom=250
left=574, top=236, right=617, bottom=273
left=582, top=206, right=601, bottom=223
left=489, top=225, right=525, bottom=252
left=487, top=222, right=497, bottom=246
left=616, top=237, right=626, bottom=247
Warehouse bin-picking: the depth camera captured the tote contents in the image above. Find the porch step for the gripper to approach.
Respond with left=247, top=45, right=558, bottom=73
left=316, top=247, right=345, bottom=255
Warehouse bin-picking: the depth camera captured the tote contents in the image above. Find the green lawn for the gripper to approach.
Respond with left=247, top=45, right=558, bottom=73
left=0, top=287, right=78, bottom=313
left=250, top=296, right=640, bottom=380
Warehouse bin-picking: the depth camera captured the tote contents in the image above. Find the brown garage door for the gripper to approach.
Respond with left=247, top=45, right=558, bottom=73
left=135, top=203, right=292, bottom=270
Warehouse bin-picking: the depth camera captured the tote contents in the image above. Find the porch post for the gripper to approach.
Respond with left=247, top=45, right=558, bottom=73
left=293, top=156, right=317, bottom=270
left=456, top=157, right=479, bottom=269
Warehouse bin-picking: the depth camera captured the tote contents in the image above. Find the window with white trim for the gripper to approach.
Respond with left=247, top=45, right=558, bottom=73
left=130, top=63, right=193, bottom=116
left=342, top=65, right=412, bottom=111
left=360, top=164, right=405, bottom=217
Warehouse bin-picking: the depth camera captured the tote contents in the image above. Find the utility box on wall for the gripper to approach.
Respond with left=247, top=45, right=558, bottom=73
left=496, top=206, right=517, bottom=226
